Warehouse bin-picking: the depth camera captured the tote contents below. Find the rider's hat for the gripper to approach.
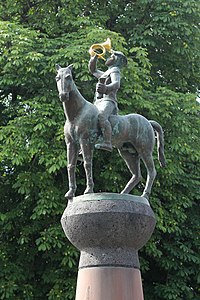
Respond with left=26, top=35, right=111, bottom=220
left=112, top=51, right=128, bottom=68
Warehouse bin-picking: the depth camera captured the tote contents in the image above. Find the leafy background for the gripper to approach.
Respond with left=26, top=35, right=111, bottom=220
left=0, top=1, right=199, bottom=299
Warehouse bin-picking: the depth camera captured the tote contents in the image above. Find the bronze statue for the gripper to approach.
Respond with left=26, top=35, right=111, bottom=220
left=89, top=47, right=127, bottom=152
left=56, top=39, right=166, bottom=200
left=89, top=39, right=127, bottom=152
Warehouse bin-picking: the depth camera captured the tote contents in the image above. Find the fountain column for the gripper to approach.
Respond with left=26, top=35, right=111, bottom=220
left=61, top=193, right=156, bottom=300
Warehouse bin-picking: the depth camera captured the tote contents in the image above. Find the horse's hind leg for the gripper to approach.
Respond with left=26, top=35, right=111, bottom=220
left=141, top=153, right=156, bottom=199
left=65, top=141, right=79, bottom=199
left=118, top=149, right=141, bottom=194
left=80, top=140, right=94, bottom=194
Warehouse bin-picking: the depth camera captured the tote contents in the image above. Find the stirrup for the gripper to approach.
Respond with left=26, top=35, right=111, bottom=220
left=95, top=142, right=112, bottom=152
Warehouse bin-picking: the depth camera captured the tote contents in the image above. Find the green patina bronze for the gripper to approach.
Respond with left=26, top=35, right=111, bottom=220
left=55, top=51, right=166, bottom=201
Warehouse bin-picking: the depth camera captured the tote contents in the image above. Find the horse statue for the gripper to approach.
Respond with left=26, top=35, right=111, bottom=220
left=55, top=64, right=166, bottom=200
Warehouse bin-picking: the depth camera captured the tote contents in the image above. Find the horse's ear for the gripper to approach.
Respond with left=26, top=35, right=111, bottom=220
left=68, top=64, right=73, bottom=72
left=55, top=64, right=61, bottom=71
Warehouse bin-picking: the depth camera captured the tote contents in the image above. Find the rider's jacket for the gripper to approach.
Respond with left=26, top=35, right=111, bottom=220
left=95, top=67, right=120, bottom=104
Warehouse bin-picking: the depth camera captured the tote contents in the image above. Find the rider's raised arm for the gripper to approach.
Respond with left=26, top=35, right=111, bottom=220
left=88, top=55, right=104, bottom=79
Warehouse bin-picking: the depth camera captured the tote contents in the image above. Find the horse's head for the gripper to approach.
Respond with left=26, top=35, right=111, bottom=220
left=55, top=64, right=73, bottom=102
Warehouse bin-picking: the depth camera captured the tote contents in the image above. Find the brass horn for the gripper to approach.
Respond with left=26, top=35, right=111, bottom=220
left=89, top=38, right=112, bottom=61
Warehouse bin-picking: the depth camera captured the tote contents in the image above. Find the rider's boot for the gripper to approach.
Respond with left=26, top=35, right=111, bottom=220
left=95, top=120, right=112, bottom=152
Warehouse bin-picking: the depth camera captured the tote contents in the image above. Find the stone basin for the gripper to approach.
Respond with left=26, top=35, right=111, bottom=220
left=61, top=193, right=156, bottom=269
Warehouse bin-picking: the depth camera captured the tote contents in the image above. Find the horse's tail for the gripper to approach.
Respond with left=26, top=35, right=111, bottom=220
left=149, top=120, right=166, bottom=167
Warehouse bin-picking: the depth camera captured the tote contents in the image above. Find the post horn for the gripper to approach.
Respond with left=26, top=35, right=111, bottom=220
left=89, top=38, right=112, bottom=61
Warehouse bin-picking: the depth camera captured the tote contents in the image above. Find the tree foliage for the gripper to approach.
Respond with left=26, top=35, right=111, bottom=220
left=0, top=1, right=199, bottom=299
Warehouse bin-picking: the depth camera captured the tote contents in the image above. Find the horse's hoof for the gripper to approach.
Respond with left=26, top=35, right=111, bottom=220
left=65, top=190, right=75, bottom=199
left=84, top=187, right=94, bottom=194
left=141, top=192, right=150, bottom=200
left=120, top=190, right=129, bottom=194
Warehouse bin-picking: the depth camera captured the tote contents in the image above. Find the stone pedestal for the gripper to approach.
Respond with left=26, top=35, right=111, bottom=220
left=61, top=193, right=156, bottom=300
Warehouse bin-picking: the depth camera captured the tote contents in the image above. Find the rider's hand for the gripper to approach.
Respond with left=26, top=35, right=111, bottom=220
left=89, top=54, right=98, bottom=74
left=96, top=83, right=107, bottom=94
left=89, top=54, right=98, bottom=63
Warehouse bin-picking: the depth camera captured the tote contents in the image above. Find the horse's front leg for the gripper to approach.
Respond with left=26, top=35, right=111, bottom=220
left=65, top=141, right=79, bottom=199
left=80, top=139, right=94, bottom=194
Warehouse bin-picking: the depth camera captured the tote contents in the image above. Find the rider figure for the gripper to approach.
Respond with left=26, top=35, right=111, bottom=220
left=89, top=51, right=127, bottom=151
